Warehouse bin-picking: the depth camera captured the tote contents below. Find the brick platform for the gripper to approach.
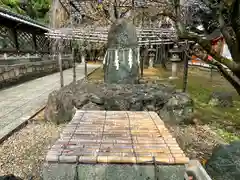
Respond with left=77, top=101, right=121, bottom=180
left=43, top=111, right=189, bottom=180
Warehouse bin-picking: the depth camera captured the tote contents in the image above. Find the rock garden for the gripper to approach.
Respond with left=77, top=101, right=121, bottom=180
left=1, top=64, right=240, bottom=180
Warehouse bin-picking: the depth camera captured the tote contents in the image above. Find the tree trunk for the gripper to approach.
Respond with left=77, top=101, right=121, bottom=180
left=218, top=67, right=240, bottom=95
left=191, top=46, right=240, bottom=94
left=104, top=19, right=140, bottom=84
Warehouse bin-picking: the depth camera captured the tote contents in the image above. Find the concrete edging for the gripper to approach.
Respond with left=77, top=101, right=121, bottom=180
left=0, top=106, right=45, bottom=144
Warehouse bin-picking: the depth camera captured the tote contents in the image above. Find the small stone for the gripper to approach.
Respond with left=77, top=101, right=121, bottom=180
left=146, top=105, right=155, bottom=111
left=130, top=102, right=143, bottom=111
left=73, top=93, right=89, bottom=108
left=89, top=94, right=104, bottom=105
left=44, top=88, right=75, bottom=124
left=58, top=155, right=78, bottom=163
left=139, top=79, right=146, bottom=84
left=160, top=92, right=194, bottom=124
left=81, top=102, right=102, bottom=110
left=104, top=97, right=129, bottom=110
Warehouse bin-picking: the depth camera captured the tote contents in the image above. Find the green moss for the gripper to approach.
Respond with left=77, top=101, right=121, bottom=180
left=88, top=67, right=104, bottom=81
left=215, top=128, right=240, bottom=142
left=162, top=67, right=240, bottom=141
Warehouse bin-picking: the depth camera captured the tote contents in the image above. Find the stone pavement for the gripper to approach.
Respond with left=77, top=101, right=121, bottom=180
left=0, top=64, right=100, bottom=142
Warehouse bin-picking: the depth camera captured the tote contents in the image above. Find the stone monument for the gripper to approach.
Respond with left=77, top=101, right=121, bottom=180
left=169, top=44, right=182, bottom=80
left=104, top=19, right=140, bottom=84
left=148, top=46, right=156, bottom=68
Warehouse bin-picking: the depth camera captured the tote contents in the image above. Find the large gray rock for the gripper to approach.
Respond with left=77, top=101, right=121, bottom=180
left=45, top=82, right=194, bottom=124
left=45, top=86, right=75, bottom=124
left=160, top=92, right=194, bottom=124
left=81, top=102, right=102, bottom=110
left=73, top=92, right=89, bottom=109
left=104, top=19, right=139, bottom=84
left=205, top=141, right=240, bottom=180
left=208, top=91, right=233, bottom=107
left=79, top=83, right=193, bottom=124
left=0, top=175, right=22, bottom=180
left=107, top=19, right=138, bottom=48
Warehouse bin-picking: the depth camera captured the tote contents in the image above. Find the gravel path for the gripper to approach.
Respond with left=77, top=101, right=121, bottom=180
left=0, top=111, right=64, bottom=179
left=166, top=122, right=226, bottom=161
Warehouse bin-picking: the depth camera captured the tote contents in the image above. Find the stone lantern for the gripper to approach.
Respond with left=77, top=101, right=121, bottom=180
left=169, top=44, right=182, bottom=79
left=148, top=46, right=156, bottom=68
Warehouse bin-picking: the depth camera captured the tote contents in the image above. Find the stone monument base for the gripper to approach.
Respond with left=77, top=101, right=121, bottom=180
left=42, top=111, right=189, bottom=180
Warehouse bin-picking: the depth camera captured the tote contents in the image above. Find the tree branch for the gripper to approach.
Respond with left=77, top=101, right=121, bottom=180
left=180, top=31, right=240, bottom=70
left=191, top=47, right=240, bottom=94
left=58, top=0, right=70, bottom=17
left=108, top=2, right=117, bottom=22
left=120, top=7, right=132, bottom=18
left=217, top=63, right=240, bottom=95
left=230, top=0, right=240, bottom=47
left=218, top=1, right=240, bottom=62
left=141, top=2, right=177, bottom=22
left=154, top=2, right=238, bottom=70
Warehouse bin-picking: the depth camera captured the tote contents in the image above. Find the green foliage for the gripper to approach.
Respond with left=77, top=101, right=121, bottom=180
left=0, top=0, right=51, bottom=23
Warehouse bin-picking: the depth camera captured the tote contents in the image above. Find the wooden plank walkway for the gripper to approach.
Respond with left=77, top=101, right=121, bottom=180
left=0, top=64, right=100, bottom=142
left=46, top=110, right=189, bottom=165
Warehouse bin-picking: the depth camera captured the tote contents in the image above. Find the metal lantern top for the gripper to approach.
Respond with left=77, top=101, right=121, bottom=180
left=169, top=44, right=182, bottom=62
left=148, top=48, right=156, bottom=57
left=169, top=44, right=182, bottom=54
left=170, top=54, right=181, bottom=62
left=148, top=48, right=156, bottom=52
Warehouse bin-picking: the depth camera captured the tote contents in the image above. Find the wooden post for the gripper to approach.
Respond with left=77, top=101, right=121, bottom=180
left=132, top=0, right=135, bottom=24
left=139, top=9, right=144, bottom=78
left=85, top=59, right=88, bottom=79
left=210, top=65, right=213, bottom=82
left=72, top=47, right=76, bottom=83
left=182, top=42, right=189, bottom=92
left=27, top=53, right=30, bottom=58
left=82, top=53, right=87, bottom=79
left=3, top=53, right=7, bottom=59
left=140, top=48, right=145, bottom=77
left=12, top=28, right=19, bottom=51
left=58, top=52, right=64, bottom=87
left=144, top=45, right=149, bottom=67
left=32, top=33, right=37, bottom=52
left=81, top=54, right=85, bottom=64
left=155, top=45, right=159, bottom=64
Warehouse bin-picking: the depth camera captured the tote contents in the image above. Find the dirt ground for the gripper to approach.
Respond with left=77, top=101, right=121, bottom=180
left=0, top=110, right=64, bottom=179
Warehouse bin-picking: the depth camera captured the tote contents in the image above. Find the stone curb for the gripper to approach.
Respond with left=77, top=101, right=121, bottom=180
left=0, top=106, right=45, bottom=144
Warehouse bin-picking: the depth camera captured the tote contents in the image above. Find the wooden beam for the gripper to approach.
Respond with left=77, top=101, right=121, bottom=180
left=72, top=46, right=76, bottom=83
left=182, top=41, right=189, bottom=92
left=12, top=28, right=19, bottom=51
left=33, top=33, right=37, bottom=52
left=58, top=52, right=64, bottom=87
